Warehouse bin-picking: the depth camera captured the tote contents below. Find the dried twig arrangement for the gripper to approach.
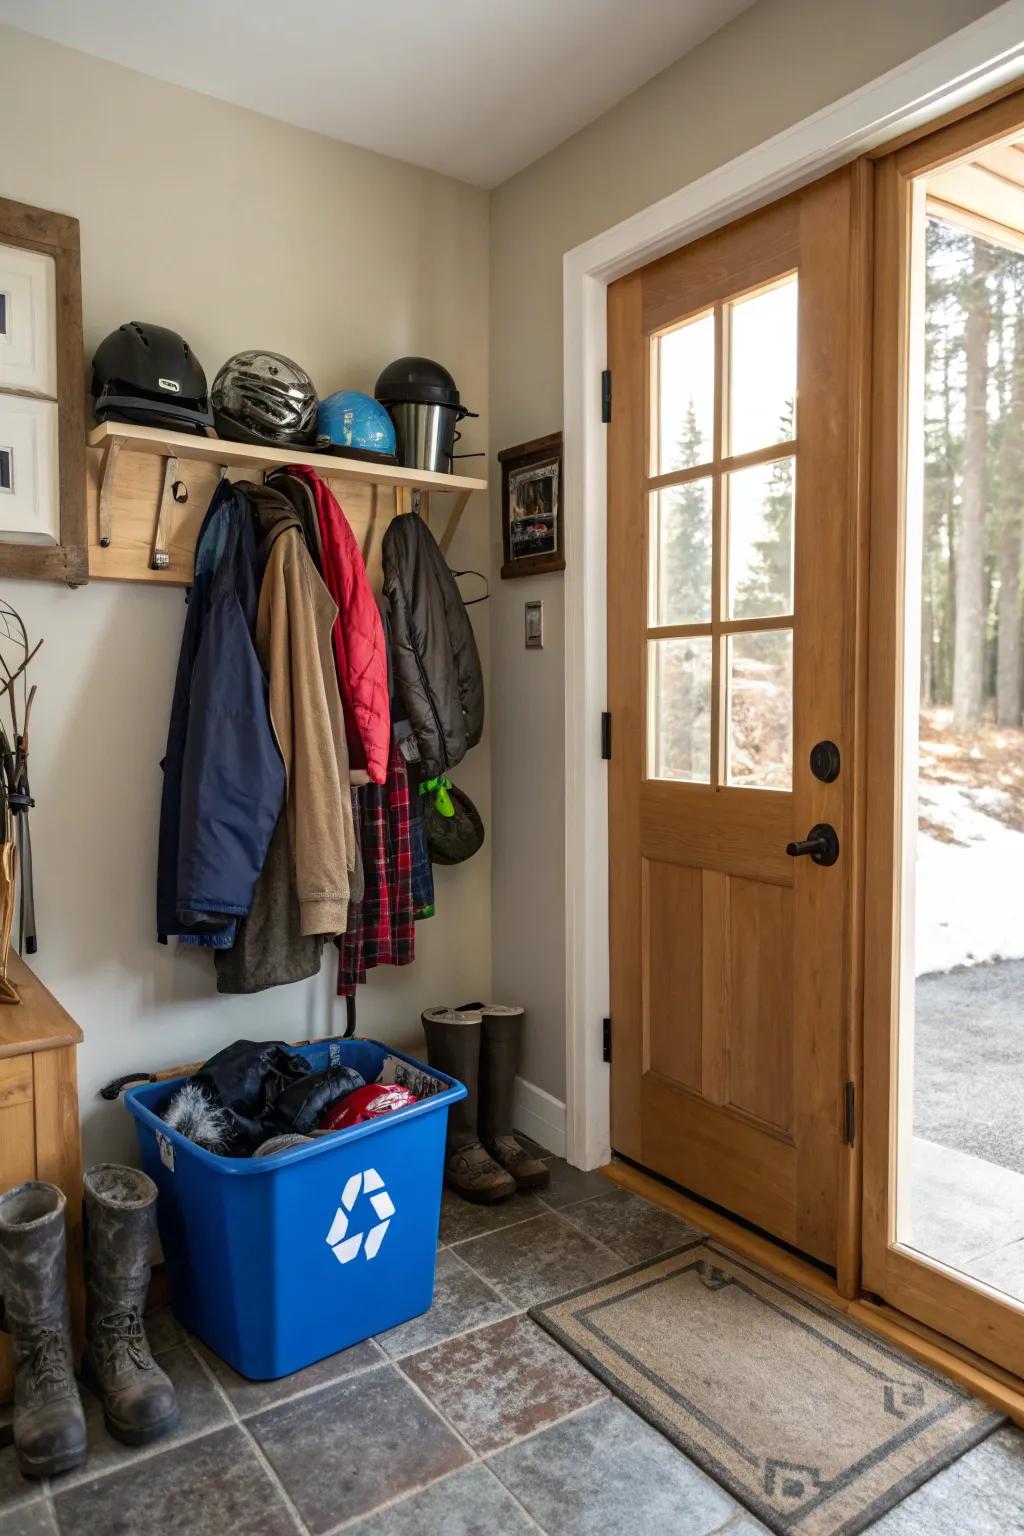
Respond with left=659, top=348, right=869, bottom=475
left=0, top=601, right=41, bottom=971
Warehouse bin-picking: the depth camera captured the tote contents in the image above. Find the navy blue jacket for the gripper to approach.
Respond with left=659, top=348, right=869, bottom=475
left=157, top=482, right=284, bottom=946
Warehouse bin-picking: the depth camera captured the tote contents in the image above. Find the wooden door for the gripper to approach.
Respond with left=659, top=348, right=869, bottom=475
left=863, top=89, right=1024, bottom=1378
left=607, top=165, right=871, bottom=1269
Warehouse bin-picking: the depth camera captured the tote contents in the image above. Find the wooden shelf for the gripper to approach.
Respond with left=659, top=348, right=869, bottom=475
left=87, top=422, right=487, bottom=497
left=86, top=421, right=487, bottom=586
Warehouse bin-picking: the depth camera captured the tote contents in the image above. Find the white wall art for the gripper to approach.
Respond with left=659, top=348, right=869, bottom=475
left=0, top=240, right=59, bottom=547
left=0, top=394, right=59, bottom=544
left=0, top=243, right=57, bottom=397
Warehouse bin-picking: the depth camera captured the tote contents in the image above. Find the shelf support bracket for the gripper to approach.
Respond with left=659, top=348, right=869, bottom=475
left=97, top=437, right=124, bottom=548
left=439, top=489, right=472, bottom=556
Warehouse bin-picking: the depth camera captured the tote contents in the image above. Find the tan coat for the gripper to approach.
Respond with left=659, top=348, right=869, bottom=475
left=257, top=521, right=355, bottom=938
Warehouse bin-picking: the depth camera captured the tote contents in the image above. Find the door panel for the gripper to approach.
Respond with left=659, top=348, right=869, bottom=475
left=644, top=859, right=702, bottom=1093
left=608, top=165, right=871, bottom=1267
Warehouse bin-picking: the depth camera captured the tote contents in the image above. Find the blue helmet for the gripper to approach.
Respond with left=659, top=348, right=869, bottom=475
left=318, top=389, right=397, bottom=462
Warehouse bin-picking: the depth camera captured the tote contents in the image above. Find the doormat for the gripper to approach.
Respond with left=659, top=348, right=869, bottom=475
left=529, top=1239, right=1001, bottom=1535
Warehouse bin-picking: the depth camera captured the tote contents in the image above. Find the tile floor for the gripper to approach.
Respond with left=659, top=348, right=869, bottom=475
left=0, top=1152, right=1022, bottom=1535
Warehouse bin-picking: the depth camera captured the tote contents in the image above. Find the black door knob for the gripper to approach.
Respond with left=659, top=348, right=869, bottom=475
left=786, top=823, right=840, bottom=866
left=810, top=740, right=841, bottom=782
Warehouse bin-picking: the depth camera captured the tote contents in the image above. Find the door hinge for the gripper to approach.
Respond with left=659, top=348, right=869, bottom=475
left=843, top=1080, right=856, bottom=1146
left=601, top=369, right=612, bottom=423
left=601, top=711, right=612, bottom=760
left=602, top=1017, right=612, bottom=1063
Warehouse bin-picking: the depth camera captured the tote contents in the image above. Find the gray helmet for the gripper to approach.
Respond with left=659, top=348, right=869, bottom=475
left=211, top=350, right=318, bottom=447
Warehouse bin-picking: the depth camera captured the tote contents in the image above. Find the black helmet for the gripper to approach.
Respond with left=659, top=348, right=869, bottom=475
left=211, top=350, right=318, bottom=447
left=420, top=778, right=484, bottom=865
left=374, top=356, right=463, bottom=410
left=91, top=322, right=213, bottom=435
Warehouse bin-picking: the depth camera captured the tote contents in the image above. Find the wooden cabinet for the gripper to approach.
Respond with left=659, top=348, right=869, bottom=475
left=0, top=952, right=84, bottom=1399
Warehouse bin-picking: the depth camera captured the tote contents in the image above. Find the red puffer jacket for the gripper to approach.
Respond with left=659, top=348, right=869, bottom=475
left=288, top=468, right=390, bottom=785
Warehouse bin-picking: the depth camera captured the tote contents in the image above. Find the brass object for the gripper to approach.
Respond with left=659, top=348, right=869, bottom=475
left=0, top=833, right=17, bottom=1004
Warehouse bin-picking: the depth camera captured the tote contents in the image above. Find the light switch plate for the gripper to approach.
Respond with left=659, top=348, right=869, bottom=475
left=524, top=599, right=543, bottom=649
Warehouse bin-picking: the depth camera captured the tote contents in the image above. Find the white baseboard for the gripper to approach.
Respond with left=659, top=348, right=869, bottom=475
left=514, top=1075, right=567, bottom=1160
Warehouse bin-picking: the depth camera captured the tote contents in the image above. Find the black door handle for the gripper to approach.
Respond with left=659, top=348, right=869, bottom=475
left=786, top=823, right=839, bottom=866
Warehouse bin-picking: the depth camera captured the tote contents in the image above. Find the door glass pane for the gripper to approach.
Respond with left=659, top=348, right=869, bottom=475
left=726, top=629, right=792, bottom=788
left=728, top=276, right=797, bottom=457
left=727, top=457, right=795, bottom=620
left=656, top=311, right=714, bottom=475
left=648, top=636, right=712, bottom=783
left=649, top=480, right=712, bottom=626
left=898, top=215, right=1024, bottom=1305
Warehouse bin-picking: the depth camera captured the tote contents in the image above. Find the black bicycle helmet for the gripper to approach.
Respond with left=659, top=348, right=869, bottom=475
left=211, top=350, right=318, bottom=447
left=92, top=322, right=213, bottom=434
left=420, top=779, right=485, bottom=865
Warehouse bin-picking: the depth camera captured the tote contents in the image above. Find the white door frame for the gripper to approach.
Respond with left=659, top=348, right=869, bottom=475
left=562, top=2, right=1024, bottom=1171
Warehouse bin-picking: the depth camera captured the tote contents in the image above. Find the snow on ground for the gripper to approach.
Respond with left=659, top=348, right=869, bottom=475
left=915, top=778, right=1024, bottom=975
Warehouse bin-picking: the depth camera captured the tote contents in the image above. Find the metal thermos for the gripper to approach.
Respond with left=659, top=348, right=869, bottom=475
left=386, top=402, right=460, bottom=474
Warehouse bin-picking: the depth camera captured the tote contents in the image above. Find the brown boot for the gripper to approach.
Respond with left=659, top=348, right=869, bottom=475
left=466, top=1003, right=550, bottom=1192
left=81, top=1165, right=180, bottom=1447
left=421, top=1009, right=515, bottom=1204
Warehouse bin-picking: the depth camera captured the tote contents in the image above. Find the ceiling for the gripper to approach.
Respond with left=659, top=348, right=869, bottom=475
left=0, top=0, right=755, bottom=188
left=928, top=137, right=1024, bottom=246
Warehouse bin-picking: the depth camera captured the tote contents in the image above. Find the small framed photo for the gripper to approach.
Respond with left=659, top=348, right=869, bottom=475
left=499, top=432, right=564, bottom=579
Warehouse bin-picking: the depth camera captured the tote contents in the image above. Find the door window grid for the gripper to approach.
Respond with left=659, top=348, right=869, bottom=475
left=646, top=272, right=797, bottom=789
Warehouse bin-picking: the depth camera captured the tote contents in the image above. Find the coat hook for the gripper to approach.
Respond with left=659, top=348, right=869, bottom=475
left=150, top=456, right=178, bottom=571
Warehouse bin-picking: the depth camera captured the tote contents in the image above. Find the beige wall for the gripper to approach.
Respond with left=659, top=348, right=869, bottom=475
left=488, top=0, right=1001, bottom=1104
left=0, top=25, right=491, bottom=1164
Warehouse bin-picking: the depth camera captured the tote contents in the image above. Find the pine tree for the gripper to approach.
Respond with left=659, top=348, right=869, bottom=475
left=952, top=236, right=992, bottom=727
left=655, top=403, right=712, bottom=779
left=658, top=404, right=711, bottom=623
left=732, top=401, right=794, bottom=621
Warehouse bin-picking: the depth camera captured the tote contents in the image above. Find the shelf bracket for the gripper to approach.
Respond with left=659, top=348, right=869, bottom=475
left=150, top=456, right=178, bottom=571
left=361, top=485, right=380, bottom=564
left=97, top=437, right=124, bottom=548
left=439, top=489, right=472, bottom=556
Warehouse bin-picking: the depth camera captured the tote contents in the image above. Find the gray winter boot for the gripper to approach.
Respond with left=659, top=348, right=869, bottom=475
left=0, top=1181, right=87, bottom=1478
left=421, top=1009, right=516, bottom=1204
left=469, top=1004, right=550, bottom=1192
left=81, top=1165, right=179, bottom=1447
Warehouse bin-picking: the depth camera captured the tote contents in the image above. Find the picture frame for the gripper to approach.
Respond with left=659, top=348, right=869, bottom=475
left=0, top=196, right=86, bottom=585
left=499, top=431, right=564, bottom=579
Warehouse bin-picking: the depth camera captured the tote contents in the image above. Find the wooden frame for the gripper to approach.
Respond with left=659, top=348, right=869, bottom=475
left=863, top=83, right=1024, bottom=1377
left=0, top=197, right=86, bottom=586
left=498, top=432, right=564, bottom=578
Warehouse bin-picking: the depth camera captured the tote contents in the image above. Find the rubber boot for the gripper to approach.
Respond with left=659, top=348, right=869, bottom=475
left=421, top=1009, right=516, bottom=1204
left=81, top=1165, right=179, bottom=1447
left=468, top=1004, right=550, bottom=1192
left=0, top=1182, right=87, bottom=1478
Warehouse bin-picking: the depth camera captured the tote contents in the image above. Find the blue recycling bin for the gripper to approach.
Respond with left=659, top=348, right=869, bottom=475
left=125, top=1038, right=465, bottom=1379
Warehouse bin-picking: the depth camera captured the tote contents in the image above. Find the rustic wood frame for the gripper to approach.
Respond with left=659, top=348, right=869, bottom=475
left=499, top=431, right=565, bottom=578
left=0, top=197, right=86, bottom=586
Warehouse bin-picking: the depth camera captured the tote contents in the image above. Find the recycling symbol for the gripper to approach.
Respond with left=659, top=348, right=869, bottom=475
left=325, top=1168, right=394, bottom=1265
